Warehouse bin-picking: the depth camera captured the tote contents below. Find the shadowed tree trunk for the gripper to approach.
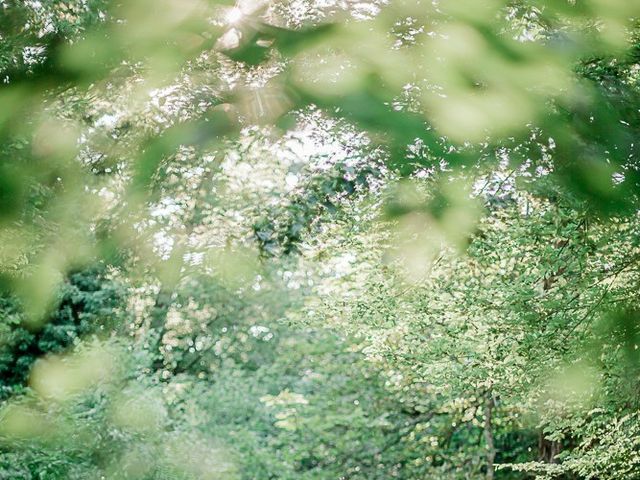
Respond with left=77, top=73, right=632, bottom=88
left=484, top=393, right=496, bottom=480
left=538, top=433, right=562, bottom=464
left=148, top=158, right=218, bottom=373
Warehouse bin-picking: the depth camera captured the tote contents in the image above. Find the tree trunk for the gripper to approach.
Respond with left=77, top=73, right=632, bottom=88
left=148, top=159, right=217, bottom=374
left=484, top=394, right=496, bottom=480
left=538, top=432, right=561, bottom=463
left=149, top=285, right=174, bottom=371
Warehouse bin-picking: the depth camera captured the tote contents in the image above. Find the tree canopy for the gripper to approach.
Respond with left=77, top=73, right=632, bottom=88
left=1, top=0, right=640, bottom=479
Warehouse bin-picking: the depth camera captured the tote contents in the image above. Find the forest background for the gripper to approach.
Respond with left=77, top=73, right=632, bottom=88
left=1, top=0, right=640, bottom=479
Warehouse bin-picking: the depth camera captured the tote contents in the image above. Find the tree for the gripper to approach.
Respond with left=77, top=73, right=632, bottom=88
left=2, top=1, right=640, bottom=479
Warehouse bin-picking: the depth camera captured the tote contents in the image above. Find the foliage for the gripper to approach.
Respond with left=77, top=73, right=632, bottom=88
left=0, top=264, right=128, bottom=399
left=2, top=0, right=640, bottom=479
